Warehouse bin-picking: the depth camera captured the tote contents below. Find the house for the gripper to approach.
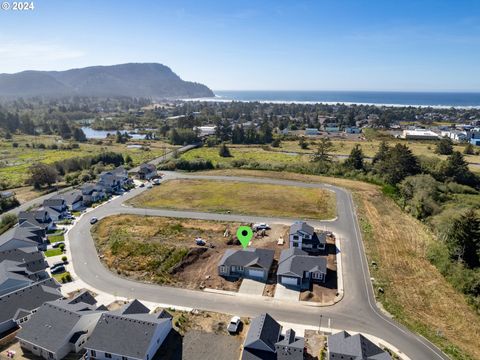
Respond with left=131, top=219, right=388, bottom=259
left=18, top=210, right=54, bottom=231
left=289, top=221, right=326, bottom=253
left=0, top=260, right=37, bottom=296
left=84, top=299, right=173, bottom=360
left=218, top=248, right=275, bottom=282
left=59, top=190, right=84, bottom=211
left=97, top=167, right=132, bottom=194
left=0, top=246, right=48, bottom=281
left=137, top=163, right=157, bottom=180
left=194, top=125, right=217, bottom=137
left=0, top=237, right=38, bottom=252
left=277, top=248, right=327, bottom=290
left=81, top=183, right=107, bottom=205
left=345, top=127, right=361, bottom=134
left=0, top=278, right=62, bottom=335
left=42, top=198, right=69, bottom=221
left=401, top=129, right=440, bottom=140
left=242, top=313, right=304, bottom=360
left=324, top=123, right=340, bottom=133
left=304, top=128, right=319, bottom=136
left=327, top=331, right=392, bottom=360
left=13, top=222, right=48, bottom=250
left=17, top=293, right=105, bottom=360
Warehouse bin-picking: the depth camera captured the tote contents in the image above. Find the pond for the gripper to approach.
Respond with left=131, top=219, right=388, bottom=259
left=81, top=127, right=146, bottom=140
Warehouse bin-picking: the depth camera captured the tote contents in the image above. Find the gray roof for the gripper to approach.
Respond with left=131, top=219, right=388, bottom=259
left=290, top=221, right=314, bottom=236
left=13, top=223, right=46, bottom=245
left=0, top=237, right=38, bottom=252
left=85, top=300, right=171, bottom=359
left=114, top=299, right=151, bottom=315
left=17, top=298, right=101, bottom=353
left=138, top=163, right=156, bottom=173
left=275, top=329, right=304, bottom=350
left=244, top=313, right=281, bottom=353
left=0, top=260, right=35, bottom=295
left=219, top=248, right=275, bottom=271
left=43, top=198, right=66, bottom=208
left=327, top=331, right=392, bottom=360
left=0, top=247, right=47, bottom=273
left=68, top=290, right=97, bottom=306
left=58, top=190, right=83, bottom=206
left=0, top=278, right=62, bottom=324
left=277, top=248, right=327, bottom=278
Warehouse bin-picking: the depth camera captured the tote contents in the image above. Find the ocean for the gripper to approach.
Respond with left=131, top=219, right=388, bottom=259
left=207, top=90, right=480, bottom=108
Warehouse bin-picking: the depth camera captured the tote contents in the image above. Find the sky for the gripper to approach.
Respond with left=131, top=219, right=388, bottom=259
left=0, top=0, right=479, bottom=91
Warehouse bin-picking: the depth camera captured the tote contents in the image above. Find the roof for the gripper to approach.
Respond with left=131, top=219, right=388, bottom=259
left=43, top=198, right=66, bottom=208
left=0, top=278, right=62, bottom=324
left=327, top=331, right=392, bottom=360
left=290, top=221, right=314, bottom=236
left=85, top=300, right=171, bottom=359
left=0, top=238, right=38, bottom=252
left=17, top=298, right=101, bottom=353
left=0, top=247, right=47, bottom=273
left=275, top=329, right=304, bottom=350
left=114, top=299, right=150, bottom=315
left=277, top=248, right=327, bottom=278
left=138, top=163, right=156, bottom=173
left=244, top=313, right=281, bottom=353
left=219, top=248, right=275, bottom=271
left=13, top=224, right=45, bottom=245
left=68, top=290, right=97, bottom=306
left=58, top=190, right=83, bottom=205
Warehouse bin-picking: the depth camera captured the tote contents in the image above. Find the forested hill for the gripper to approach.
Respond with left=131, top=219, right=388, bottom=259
left=0, top=63, right=214, bottom=99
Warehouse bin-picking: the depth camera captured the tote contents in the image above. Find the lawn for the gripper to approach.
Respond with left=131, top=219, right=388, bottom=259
left=48, top=234, right=65, bottom=243
left=52, top=271, right=71, bottom=282
left=44, top=248, right=63, bottom=257
left=128, top=179, right=337, bottom=220
left=193, top=169, right=480, bottom=360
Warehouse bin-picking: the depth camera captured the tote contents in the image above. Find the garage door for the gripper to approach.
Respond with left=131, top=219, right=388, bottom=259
left=247, top=269, right=264, bottom=279
left=281, top=276, right=299, bottom=286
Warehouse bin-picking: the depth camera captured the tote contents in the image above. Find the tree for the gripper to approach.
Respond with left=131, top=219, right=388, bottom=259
left=375, top=144, right=420, bottom=185
left=57, top=119, right=72, bottom=139
left=28, top=163, right=58, bottom=189
left=398, top=174, right=442, bottom=219
left=464, top=143, right=475, bottom=155
left=20, top=114, right=35, bottom=135
left=435, top=137, right=454, bottom=155
left=218, top=143, right=232, bottom=157
left=311, top=137, right=333, bottom=163
left=344, top=144, right=364, bottom=170
left=372, top=141, right=389, bottom=164
left=442, top=209, right=480, bottom=268
left=72, top=127, right=87, bottom=142
left=441, top=151, right=479, bottom=187
left=271, top=138, right=281, bottom=148
left=298, top=137, right=308, bottom=149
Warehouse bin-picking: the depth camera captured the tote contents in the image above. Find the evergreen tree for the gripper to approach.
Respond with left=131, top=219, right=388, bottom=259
left=435, top=137, right=454, bottom=155
left=345, top=144, right=365, bottom=170
left=218, top=143, right=232, bottom=157
left=464, top=143, right=475, bottom=155
left=376, top=144, right=420, bottom=185
left=72, top=127, right=87, bottom=142
left=372, top=141, right=389, bottom=164
left=311, top=137, right=333, bottom=163
left=441, top=151, right=479, bottom=187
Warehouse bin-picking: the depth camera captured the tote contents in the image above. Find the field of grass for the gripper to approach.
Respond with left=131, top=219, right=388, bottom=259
left=128, top=178, right=336, bottom=220
left=193, top=169, right=480, bottom=360
left=44, top=248, right=63, bottom=257
left=0, top=134, right=177, bottom=188
left=47, top=234, right=65, bottom=243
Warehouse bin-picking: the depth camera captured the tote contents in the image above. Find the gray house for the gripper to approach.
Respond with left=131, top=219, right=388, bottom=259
left=17, top=293, right=105, bottom=360
left=289, top=221, right=326, bottom=254
left=277, top=248, right=327, bottom=290
left=81, top=183, right=107, bottom=205
left=242, top=313, right=304, bottom=360
left=137, top=163, right=157, bottom=180
left=42, top=198, right=69, bottom=221
left=84, top=300, right=173, bottom=360
left=97, top=167, right=131, bottom=194
left=59, top=190, right=84, bottom=211
left=218, top=248, right=275, bottom=282
left=327, top=331, right=392, bottom=360
left=0, top=278, right=62, bottom=335
left=13, top=222, right=48, bottom=250
left=18, top=210, right=54, bottom=231
left=0, top=247, right=48, bottom=281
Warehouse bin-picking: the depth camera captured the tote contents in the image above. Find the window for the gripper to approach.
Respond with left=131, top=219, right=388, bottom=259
left=122, top=357, right=128, bottom=360
left=90, top=350, right=96, bottom=357
left=292, top=242, right=298, bottom=247
left=105, top=353, right=112, bottom=358
left=293, top=235, right=299, bottom=240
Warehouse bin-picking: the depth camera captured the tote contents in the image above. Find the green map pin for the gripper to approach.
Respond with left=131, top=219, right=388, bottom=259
left=237, top=226, right=253, bottom=249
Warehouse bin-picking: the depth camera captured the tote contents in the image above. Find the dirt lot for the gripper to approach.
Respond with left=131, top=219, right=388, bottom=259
left=300, top=236, right=338, bottom=303
left=92, top=215, right=288, bottom=292
left=304, top=330, right=327, bottom=360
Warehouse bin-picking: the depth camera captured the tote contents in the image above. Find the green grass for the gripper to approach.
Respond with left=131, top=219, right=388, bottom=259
left=128, top=178, right=337, bottom=220
left=44, top=248, right=63, bottom=257
left=48, top=234, right=65, bottom=243
left=52, top=271, right=71, bottom=283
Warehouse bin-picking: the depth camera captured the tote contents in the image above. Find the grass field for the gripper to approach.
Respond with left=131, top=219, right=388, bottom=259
left=128, top=178, right=337, bottom=220
left=47, top=234, right=64, bottom=243
left=192, top=169, right=480, bottom=360
left=0, top=134, right=177, bottom=188
left=44, top=248, right=63, bottom=257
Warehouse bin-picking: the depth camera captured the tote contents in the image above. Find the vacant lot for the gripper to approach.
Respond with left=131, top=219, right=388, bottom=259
left=128, top=179, right=336, bottom=220
left=193, top=169, right=480, bottom=360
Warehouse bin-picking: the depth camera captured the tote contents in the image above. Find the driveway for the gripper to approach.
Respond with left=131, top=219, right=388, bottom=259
left=274, top=283, right=299, bottom=302
left=238, top=279, right=265, bottom=296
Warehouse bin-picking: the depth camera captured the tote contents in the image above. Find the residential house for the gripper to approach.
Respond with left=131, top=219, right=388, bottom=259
left=84, top=299, right=173, bottom=360
left=59, top=190, right=84, bottom=211
left=137, top=163, right=157, bottom=180
left=17, top=293, right=105, bottom=360
left=0, top=237, right=38, bottom=252
left=13, top=222, right=48, bottom=250
left=0, top=246, right=48, bottom=281
left=277, top=248, right=327, bottom=290
left=324, top=123, right=340, bottom=133
left=345, top=127, right=361, bottom=134
left=0, top=278, right=62, bottom=335
left=97, top=167, right=131, bottom=195
left=289, top=221, right=326, bottom=254
left=0, top=260, right=37, bottom=296
left=218, top=248, right=275, bottom=282
left=18, top=210, right=54, bottom=231
left=42, top=198, right=69, bottom=222
left=327, top=331, right=392, bottom=360
left=304, top=128, right=319, bottom=136
left=242, top=313, right=304, bottom=360
left=401, top=129, right=440, bottom=140
left=81, top=183, right=107, bottom=205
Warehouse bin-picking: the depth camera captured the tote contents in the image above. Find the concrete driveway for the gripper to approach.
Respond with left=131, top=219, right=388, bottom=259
left=274, top=283, right=300, bottom=302
left=238, top=279, right=265, bottom=296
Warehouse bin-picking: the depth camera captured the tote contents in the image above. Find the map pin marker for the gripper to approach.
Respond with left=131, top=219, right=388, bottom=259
left=237, top=226, right=253, bottom=249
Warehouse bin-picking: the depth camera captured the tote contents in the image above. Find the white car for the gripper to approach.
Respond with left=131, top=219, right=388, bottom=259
left=146, top=183, right=153, bottom=189
left=227, top=316, right=241, bottom=334
left=252, top=223, right=270, bottom=231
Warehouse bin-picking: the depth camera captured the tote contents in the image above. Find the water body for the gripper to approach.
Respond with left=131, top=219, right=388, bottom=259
left=210, top=90, right=480, bottom=108
left=81, top=127, right=146, bottom=140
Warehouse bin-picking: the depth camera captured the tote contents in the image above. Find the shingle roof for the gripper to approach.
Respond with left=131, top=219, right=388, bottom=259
left=68, top=290, right=97, bottom=306
left=290, top=221, right=314, bottom=236
left=59, top=191, right=83, bottom=206
left=275, top=329, right=304, bottom=350
left=277, top=248, right=327, bottom=278
left=17, top=298, right=101, bottom=353
left=244, top=313, right=281, bottom=353
left=43, top=198, right=66, bottom=208
left=85, top=300, right=171, bottom=359
left=327, top=331, right=392, bottom=360
left=219, top=248, right=274, bottom=270
left=0, top=278, right=62, bottom=324
left=13, top=223, right=45, bottom=245
left=0, top=247, right=47, bottom=273
left=0, top=238, right=38, bottom=252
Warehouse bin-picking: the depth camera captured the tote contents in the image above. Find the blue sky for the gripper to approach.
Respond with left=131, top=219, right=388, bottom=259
left=1, top=0, right=479, bottom=91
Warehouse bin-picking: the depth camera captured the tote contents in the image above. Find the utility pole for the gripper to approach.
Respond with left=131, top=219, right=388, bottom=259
left=318, top=314, right=322, bottom=334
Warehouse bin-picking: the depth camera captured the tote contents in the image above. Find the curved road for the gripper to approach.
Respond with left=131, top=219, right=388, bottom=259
left=68, top=172, right=448, bottom=360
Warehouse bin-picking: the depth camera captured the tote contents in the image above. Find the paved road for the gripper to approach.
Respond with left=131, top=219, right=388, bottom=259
left=68, top=172, right=449, bottom=360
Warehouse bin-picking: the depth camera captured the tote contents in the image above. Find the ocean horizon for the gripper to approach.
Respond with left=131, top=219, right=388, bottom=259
left=198, top=90, right=480, bottom=108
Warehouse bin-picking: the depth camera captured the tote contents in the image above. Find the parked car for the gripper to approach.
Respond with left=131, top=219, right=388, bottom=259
left=153, top=178, right=161, bottom=185
left=50, top=261, right=64, bottom=269
left=50, top=265, right=65, bottom=274
left=252, top=223, right=270, bottom=231
left=139, top=183, right=145, bottom=188
left=146, top=183, right=153, bottom=189
left=90, top=217, right=98, bottom=224
left=52, top=242, right=65, bottom=248
left=195, top=237, right=206, bottom=246
left=227, top=316, right=241, bottom=334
